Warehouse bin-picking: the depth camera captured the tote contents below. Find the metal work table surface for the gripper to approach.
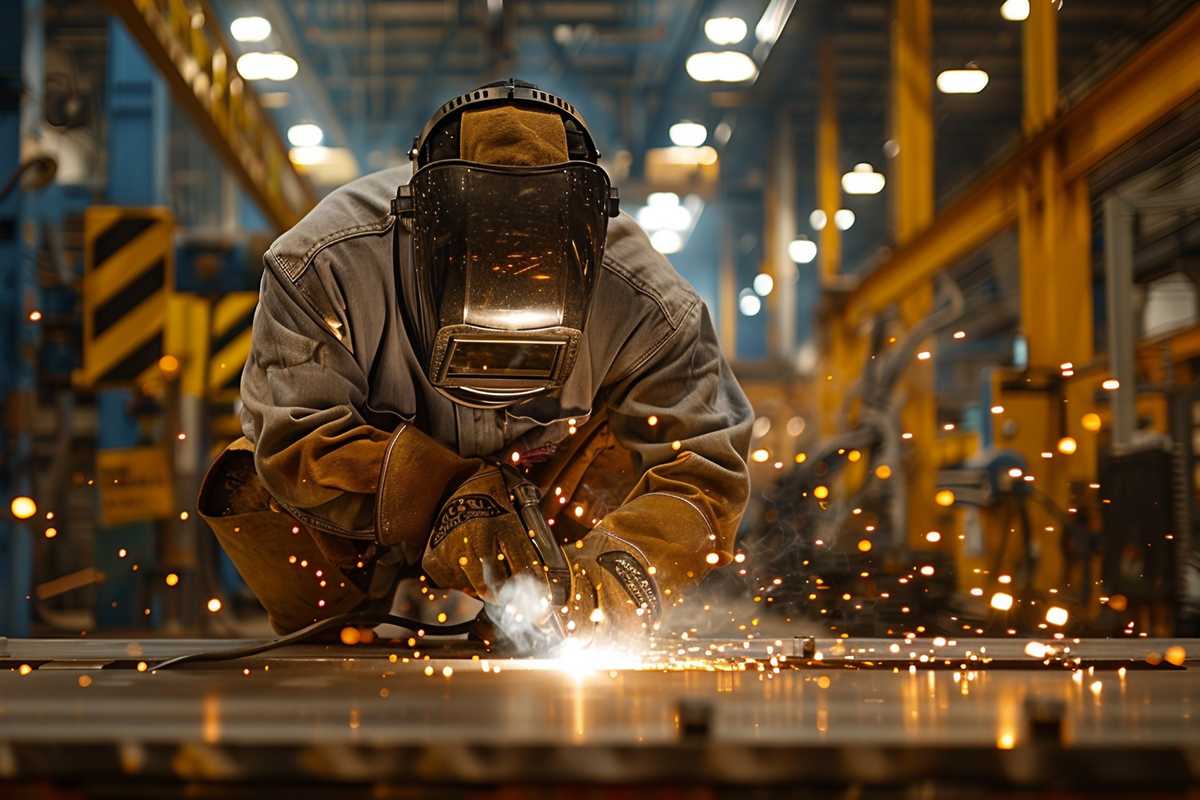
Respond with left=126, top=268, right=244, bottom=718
left=1, top=636, right=1198, bottom=790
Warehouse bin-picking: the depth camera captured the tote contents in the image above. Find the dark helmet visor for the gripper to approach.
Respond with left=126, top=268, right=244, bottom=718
left=406, top=160, right=612, bottom=404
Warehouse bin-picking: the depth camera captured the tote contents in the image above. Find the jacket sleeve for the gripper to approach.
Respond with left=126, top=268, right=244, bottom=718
left=240, top=267, right=391, bottom=537
left=594, top=298, right=753, bottom=611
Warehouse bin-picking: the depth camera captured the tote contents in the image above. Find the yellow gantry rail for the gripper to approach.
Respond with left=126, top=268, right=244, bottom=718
left=842, top=4, right=1200, bottom=325
left=107, top=0, right=317, bottom=231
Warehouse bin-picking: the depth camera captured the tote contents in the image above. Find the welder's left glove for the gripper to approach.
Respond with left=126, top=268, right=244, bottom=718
left=555, top=528, right=662, bottom=645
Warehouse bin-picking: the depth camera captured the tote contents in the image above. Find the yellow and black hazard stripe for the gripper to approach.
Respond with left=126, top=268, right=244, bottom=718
left=207, top=292, right=257, bottom=403
left=79, top=207, right=174, bottom=387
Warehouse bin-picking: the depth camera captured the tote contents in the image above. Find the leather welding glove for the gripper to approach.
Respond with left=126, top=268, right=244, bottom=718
left=374, top=424, right=484, bottom=564
left=555, top=528, right=661, bottom=646
left=419, top=464, right=545, bottom=604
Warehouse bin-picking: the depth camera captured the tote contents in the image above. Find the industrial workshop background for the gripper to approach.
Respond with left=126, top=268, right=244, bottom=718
left=3, top=0, right=1200, bottom=794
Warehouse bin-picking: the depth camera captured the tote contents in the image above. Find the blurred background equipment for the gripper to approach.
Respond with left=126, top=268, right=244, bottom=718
left=0, top=0, right=1197, bottom=638
left=2, top=0, right=1200, bottom=792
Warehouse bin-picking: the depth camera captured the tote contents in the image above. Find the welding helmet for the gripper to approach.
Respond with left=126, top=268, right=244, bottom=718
left=393, top=78, right=620, bottom=408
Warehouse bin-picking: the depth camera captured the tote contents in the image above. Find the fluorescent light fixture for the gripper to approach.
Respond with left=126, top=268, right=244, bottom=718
left=738, top=289, right=762, bottom=317
left=937, top=66, right=989, bottom=94
left=669, top=121, right=707, bottom=147
left=287, top=123, right=323, bottom=147
left=647, top=191, right=680, bottom=207
left=809, top=209, right=827, bottom=231
left=753, top=273, right=774, bottom=297
left=834, top=209, right=856, bottom=230
left=659, top=145, right=719, bottom=166
left=237, top=51, right=298, bottom=81
left=636, top=203, right=692, bottom=232
left=788, top=237, right=817, bottom=264
left=755, top=0, right=796, bottom=45
left=686, top=51, right=758, bottom=83
left=289, top=145, right=330, bottom=165
left=1000, top=0, right=1030, bottom=21
left=230, top=16, right=272, bottom=42
left=842, top=163, right=885, bottom=195
left=650, top=229, right=683, bottom=254
left=704, top=16, right=748, bottom=45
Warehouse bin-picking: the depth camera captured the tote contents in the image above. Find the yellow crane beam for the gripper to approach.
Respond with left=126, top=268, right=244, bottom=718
left=106, top=0, right=317, bottom=230
left=842, top=4, right=1200, bottom=325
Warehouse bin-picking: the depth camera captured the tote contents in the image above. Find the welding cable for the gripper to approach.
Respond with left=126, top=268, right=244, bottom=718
left=149, top=611, right=474, bottom=671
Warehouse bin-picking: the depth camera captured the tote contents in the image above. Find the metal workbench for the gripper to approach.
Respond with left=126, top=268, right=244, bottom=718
left=1, top=635, right=1197, bottom=794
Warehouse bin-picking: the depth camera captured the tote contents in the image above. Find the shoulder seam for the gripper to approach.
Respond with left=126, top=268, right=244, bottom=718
left=607, top=294, right=700, bottom=386
left=271, top=213, right=395, bottom=282
left=600, top=252, right=681, bottom=328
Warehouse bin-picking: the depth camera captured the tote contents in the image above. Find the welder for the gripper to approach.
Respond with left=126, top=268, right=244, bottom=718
left=198, top=79, right=752, bottom=649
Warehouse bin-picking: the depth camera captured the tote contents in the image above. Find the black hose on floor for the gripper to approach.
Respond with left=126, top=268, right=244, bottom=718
left=150, top=611, right=474, bottom=671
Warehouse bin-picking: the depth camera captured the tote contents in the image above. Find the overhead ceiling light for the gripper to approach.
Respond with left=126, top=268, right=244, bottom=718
left=669, top=121, right=707, bottom=147
left=636, top=203, right=692, bottom=232
left=834, top=209, right=856, bottom=230
left=230, top=15, right=272, bottom=42
left=1000, top=0, right=1030, bottom=21
left=289, top=145, right=330, bottom=166
left=287, top=123, right=324, bottom=148
left=686, top=51, right=758, bottom=83
left=788, top=237, right=817, bottom=264
left=753, top=273, right=774, bottom=297
left=704, top=16, right=748, bottom=45
left=647, top=191, right=679, bottom=207
left=237, top=51, right=298, bottom=81
left=650, top=229, right=684, bottom=254
left=809, top=209, right=827, bottom=231
left=937, top=65, right=989, bottom=94
left=755, top=0, right=795, bottom=45
left=659, top=145, right=719, bottom=166
left=738, top=289, right=762, bottom=317
left=841, top=162, right=886, bottom=195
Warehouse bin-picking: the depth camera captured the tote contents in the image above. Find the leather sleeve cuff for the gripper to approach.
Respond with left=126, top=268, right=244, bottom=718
left=376, top=424, right=479, bottom=560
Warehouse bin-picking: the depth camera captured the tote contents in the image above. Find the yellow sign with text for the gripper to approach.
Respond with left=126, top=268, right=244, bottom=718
left=96, top=447, right=173, bottom=526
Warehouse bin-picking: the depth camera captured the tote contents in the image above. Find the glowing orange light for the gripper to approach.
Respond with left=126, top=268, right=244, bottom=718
left=158, top=355, right=180, bottom=375
left=857, top=539, right=872, bottom=553
left=813, top=485, right=830, bottom=500
left=990, top=592, right=1014, bottom=611
left=875, top=465, right=892, bottom=480
left=935, top=489, right=956, bottom=507
left=1081, top=413, right=1102, bottom=432
left=10, top=496, right=36, bottom=520
left=1057, top=436, right=1077, bottom=455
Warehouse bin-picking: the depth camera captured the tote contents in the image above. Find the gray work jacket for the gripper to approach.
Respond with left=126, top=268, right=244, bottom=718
left=240, top=167, right=753, bottom=581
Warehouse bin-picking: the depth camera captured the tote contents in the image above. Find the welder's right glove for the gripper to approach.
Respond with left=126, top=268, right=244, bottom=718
left=555, top=528, right=661, bottom=645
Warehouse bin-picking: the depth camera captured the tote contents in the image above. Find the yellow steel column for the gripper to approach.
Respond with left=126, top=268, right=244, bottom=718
left=719, top=215, right=738, bottom=361
left=817, top=39, right=846, bottom=436
left=763, top=109, right=798, bottom=360
left=1012, top=0, right=1094, bottom=590
left=817, top=40, right=842, bottom=285
left=1023, top=0, right=1058, bottom=134
left=891, top=0, right=937, bottom=547
left=891, top=0, right=934, bottom=241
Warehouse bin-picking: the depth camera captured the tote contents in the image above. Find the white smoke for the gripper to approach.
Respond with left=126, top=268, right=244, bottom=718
left=483, top=563, right=562, bottom=655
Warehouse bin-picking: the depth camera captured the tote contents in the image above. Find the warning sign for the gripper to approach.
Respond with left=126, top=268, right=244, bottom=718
left=96, top=447, right=173, bottom=526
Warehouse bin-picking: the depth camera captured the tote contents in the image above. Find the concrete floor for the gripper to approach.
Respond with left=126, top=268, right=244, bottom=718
left=1, top=636, right=1198, bottom=792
